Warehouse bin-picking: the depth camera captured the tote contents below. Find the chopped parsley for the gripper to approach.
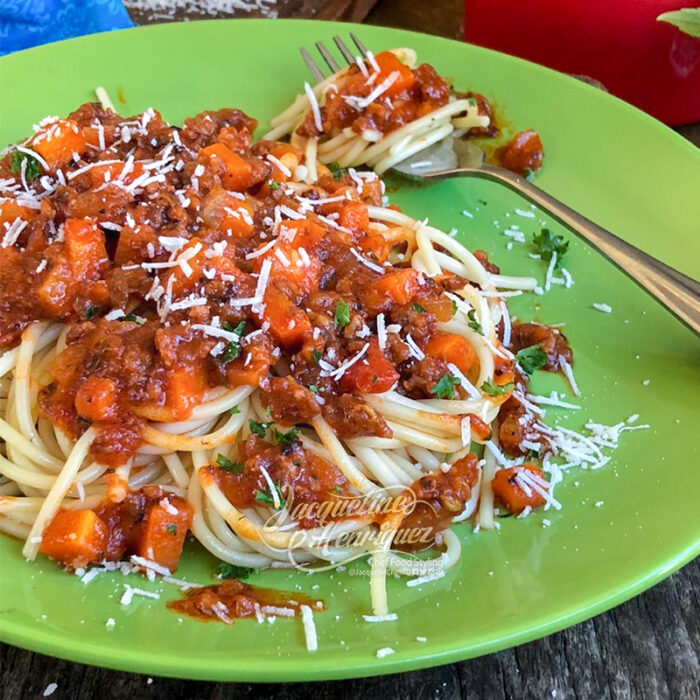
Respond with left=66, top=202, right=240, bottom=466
left=311, top=349, right=322, bottom=365
left=217, top=562, right=258, bottom=580
left=451, top=299, right=458, bottom=316
left=221, top=321, right=246, bottom=363
left=467, top=309, right=483, bottom=334
left=523, top=167, right=536, bottom=182
left=327, top=161, right=346, bottom=179
left=430, top=373, right=461, bottom=399
left=481, top=379, right=515, bottom=397
left=412, top=302, right=426, bottom=313
left=308, top=384, right=318, bottom=394
left=268, top=179, right=280, bottom=190
left=467, top=97, right=478, bottom=107
left=122, top=312, right=143, bottom=323
left=249, top=419, right=272, bottom=438
left=334, top=300, right=350, bottom=328
left=11, top=150, right=41, bottom=181
left=228, top=405, right=240, bottom=415
left=272, top=427, right=300, bottom=450
left=166, top=524, right=177, bottom=536
left=216, top=453, right=243, bottom=474
left=533, top=228, right=568, bottom=267
left=515, top=344, right=548, bottom=375
left=85, top=305, right=100, bottom=320
left=255, top=483, right=286, bottom=509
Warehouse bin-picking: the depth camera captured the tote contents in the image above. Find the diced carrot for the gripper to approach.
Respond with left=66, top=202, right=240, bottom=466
left=75, top=376, right=120, bottom=422
left=200, top=143, right=254, bottom=191
left=136, top=497, right=192, bottom=572
left=201, top=188, right=255, bottom=239
left=166, top=365, right=206, bottom=421
left=425, top=332, right=477, bottom=376
left=64, top=218, right=108, bottom=280
left=491, top=463, right=547, bottom=514
left=0, top=199, right=36, bottom=227
left=338, top=201, right=369, bottom=234
left=363, top=268, right=421, bottom=312
left=338, top=338, right=399, bottom=394
left=251, top=241, right=321, bottom=296
left=374, top=51, right=416, bottom=95
left=31, top=119, right=86, bottom=170
left=114, top=224, right=159, bottom=266
left=39, top=509, right=107, bottom=568
left=358, top=233, right=391, bottom=263
left=280, top=218, right=327, bottom=251
left=260, top=286, right=312, bottom=350
left=469, top=414, right=491, bottom=442
left=162, top=237, right=207, bottom=296
left=88, top=161, right=145, bottom=188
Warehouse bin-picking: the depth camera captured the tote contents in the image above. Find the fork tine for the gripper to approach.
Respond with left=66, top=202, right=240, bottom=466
left=350, top=33, right=369, bottom=58
left=300, top=47, right=325, bottom=84
left=315, top=41, right=341, bottom=73
left=333, top=35, right=355, bottom=65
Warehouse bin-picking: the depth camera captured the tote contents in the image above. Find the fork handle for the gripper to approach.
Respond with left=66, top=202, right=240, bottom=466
left=433, top=164, right=700, bottom=335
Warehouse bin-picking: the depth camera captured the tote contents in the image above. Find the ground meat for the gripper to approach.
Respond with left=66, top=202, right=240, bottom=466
left=456, top=91, right=499, bottom=138
left=497, top=130, right=544, bottom=175
left=510, top=322, right=573, bottom=371
left=180, top=109, right=257, bottom=151
left=498, top=397, right=548, bottom=457
left=396, top=454, right=479, bottom=550
left=474, top=249, right=500, bottom=275
left=322, top=394, right=392, bottom=439
left=260, top=377, right=320, bottom=426
left=401, top=355, right=450, bottom=398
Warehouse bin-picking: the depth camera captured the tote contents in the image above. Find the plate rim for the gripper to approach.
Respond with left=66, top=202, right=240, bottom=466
left=1, top=17, right=699, bottom=682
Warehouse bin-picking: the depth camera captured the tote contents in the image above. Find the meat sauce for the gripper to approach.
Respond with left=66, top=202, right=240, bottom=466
left=168, top=578, right=324, bottom=624
left=38, top=486, right=192, bottom=570
left=297, top=52, right=451, bottom=138
left=208, top=435, right=353, bottom=529
left=396, top=454, right=479, bottom=550
left=499, top=322, right=574, bottom=457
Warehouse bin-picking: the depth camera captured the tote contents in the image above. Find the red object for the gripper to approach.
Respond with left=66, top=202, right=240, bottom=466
left=464, top=0, right=700, bottom=125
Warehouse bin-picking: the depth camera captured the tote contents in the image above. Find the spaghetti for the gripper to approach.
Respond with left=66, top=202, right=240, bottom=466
left=0, top=97, right=624, bottom=622
left=265, top=48, right=504, bottom=176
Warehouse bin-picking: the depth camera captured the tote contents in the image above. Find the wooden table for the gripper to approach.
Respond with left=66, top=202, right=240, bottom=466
left=2, top=2, right=698, bottom=698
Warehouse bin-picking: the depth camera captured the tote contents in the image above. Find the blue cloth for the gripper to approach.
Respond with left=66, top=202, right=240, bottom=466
left=0, top=0, right=134, bottom=56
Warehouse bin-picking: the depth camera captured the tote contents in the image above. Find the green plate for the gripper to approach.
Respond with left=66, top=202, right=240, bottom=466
left=0, top=19, right=698, bottom=682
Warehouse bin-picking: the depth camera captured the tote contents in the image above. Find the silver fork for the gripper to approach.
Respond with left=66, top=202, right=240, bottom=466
left=301, top=36, right=700, bottom=335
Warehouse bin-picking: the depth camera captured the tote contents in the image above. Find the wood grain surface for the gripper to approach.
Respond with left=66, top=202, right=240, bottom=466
left=1, top=1, right=698, bottom=698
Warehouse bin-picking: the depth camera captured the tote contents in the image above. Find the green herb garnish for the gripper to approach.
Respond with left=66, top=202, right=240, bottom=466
left=515, top=344, right=548, bottom=375
left=533, top=228, right=568, bottom=267
left=166, top=524, right=177, bottom=536
left=467, top=309, right=483, bottom=335
left=481, top=379, right=515, bottom=397
left=311, top=349, right=322, bottom=365
left=249, top=419, right=271, bottom=438
left=229, top=405, right=240, bottom=415
left=11, top=150, right=41, bottom=181
left=334, top=300, right=350, bottom=328
left=273, top=427, right=300, bottom=450
left=308, top=384, right=318, bottom=394
left=523, top=167, right=536, bottom=182
left=254, top=483, right=286, bottom=509
left=85, top=305, right=100, bottom=320
left=451, top=299, right=458, bottom=316
left=268, top=180, right=280, bottom=190
left=430, top=373, right=461, bottom=399
left=221, top=321, right=246, bottom=363
left=328, top=161, right=346, bottom=179
left=216, top=453, right=243, bottom=474
left=217, top=562, right=258, bottom=580
left=412, top=302, right=426, bottom=314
